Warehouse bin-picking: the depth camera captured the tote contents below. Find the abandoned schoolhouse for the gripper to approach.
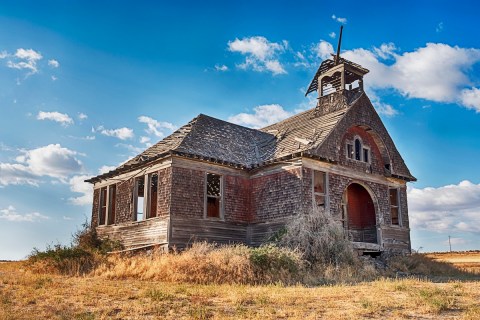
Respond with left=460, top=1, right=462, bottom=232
left=86, top=31, right=416, bottom=255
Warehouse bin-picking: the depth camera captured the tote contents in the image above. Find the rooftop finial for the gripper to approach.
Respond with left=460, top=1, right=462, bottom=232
left=334, top=25, right=343, bottom=65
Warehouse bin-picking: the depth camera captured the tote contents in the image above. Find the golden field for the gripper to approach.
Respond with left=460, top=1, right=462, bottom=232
left=1, top=251, right=480, bottom=320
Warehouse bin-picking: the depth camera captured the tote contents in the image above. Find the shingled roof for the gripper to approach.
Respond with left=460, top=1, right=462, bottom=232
left=86, top=91, right=415, bottom=183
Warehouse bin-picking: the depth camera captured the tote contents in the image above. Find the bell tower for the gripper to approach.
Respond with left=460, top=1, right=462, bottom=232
left=305, top=26, right=369, bottom=115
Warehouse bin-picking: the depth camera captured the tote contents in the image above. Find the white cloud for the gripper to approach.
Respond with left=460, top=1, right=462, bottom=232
left=78, top=113, right=88, bottom=120
left=332, top=14, right=347, bottom=24
left=374, top=102, right=399, bottom=117
left=48, top=59, right=59, bottom=68
left=408, top=180, right=480, bottom=233
left=98, top=165, right=116, bottom=174
left=214, top=64, right=228, bottom=71
left=68, top=175, right=93, bottom=206
left=329, top=32, right=336, bottom=39
left=51, top=75, right=57, bottom=81
left=0, top=163, right=39, bottom=186
left=342, top=43, right=480, bottom=110
left=138, top=116, right=175, bottom=138
left=228, top=104, right=292, bottom=129
left=37, top=111, right=74, bottom=126
left=228, top=36, right=288, bottom=75
left=459, top=87, right=480, bottom=112
left=6, top=48, right=43, bottom=75
left=313, top=41, right=334, bottom=60
left=443, top=237, right=467, bottom=246
left=140, top=136, right=151, bottom=144
left=15, top=144, right=83, bottom=181
left=0, top=205, right=49, bottom=222
left=97, top=126, right=134, bottom=140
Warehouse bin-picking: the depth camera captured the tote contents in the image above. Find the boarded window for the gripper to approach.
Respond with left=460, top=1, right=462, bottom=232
left=355, top=139, right=361, bottom=161
left=363, top=148, right=369, bottom=163
left=99, top=187, right=107, bottom=225
left=347, top=144, right=353, bottom=159
left=148, top=173, right=158, bottom=218
left=206, top=173, right=221, bottom=218
left=390, top=188, right=400, bottom=225
left=313, top=171, right=327, bottom=207
left=135, top=177, right=145, bottom=221
left=107, top=185, right=116, bottom=225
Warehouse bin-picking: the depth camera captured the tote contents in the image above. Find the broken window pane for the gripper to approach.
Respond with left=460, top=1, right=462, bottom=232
left=206, top=173, right=221, bottom=218
left=108, top=185, right=116, bottom=225
left=99, top=187, right=107, bottom=225
left=149, top=173, right=158, bottom=218
left=207, top=173, right=221, bottom=197
left=313, top=171, right=325, bottom=194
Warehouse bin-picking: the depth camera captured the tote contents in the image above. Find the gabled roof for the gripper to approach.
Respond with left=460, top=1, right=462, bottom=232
left=86, top=91, right=415, bottom=183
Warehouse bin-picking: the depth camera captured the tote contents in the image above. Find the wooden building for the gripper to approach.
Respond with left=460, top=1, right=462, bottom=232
left=86, top=41, right=416, bottom=255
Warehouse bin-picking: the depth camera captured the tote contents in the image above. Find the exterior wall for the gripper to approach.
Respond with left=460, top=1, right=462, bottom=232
left=339, top=126, right=384, bottom=176
left=225, top=175, right=252, bottom=222
left=157, top=167, right=172, bottom=216
left=170, top=166, right=205, bottom=218
left=251, top=166, right=304, bottom=222
left=116, top=178, right=135, bottom=223
left=91, top=188, right=100, bottom=227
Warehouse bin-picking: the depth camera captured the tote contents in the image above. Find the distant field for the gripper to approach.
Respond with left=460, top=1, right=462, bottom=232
left=425, top=251, right=480, bottom=274
left=1, top=257, right=480, bottom=320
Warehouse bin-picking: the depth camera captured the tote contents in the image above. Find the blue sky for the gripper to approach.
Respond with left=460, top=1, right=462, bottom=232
left=1, top=0, right=480, bottom=259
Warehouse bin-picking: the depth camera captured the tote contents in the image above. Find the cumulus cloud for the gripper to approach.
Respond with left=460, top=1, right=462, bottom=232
left=68, top=175, right=93, bottom=206
left=408, top=180, right=480, bottom=233
left=138, top=116, right=175, bottom=138
left=78, top=113, right=88, bottom=120
left=228, top=104, right=292, bottom=129
left=97, top=126, right=134, bottom=140
left=0, top=163, right=39, bottom=186
left=0, top=205, right=49, bottom=222
left=15, top=144, right=83, bottom=181
left=313, top=40, right=334, bottom=60
left=342, top=43, right=480, bottom=111
left=48, top=59, right=59, bottom=68
left=98, top=165, right=116, bottom=174
left=329, top=32, right=336, bottom=39
left=140, top=136, right=151, bottom=145
left=459, top=87, right=480, bottom=112
left=6, top=48, right=43, bottom=75
left=332, top=14, right=347, bottom=24
left=37, top=111, right=74, bottom=126
left=228, top=36, right=288, bottom=75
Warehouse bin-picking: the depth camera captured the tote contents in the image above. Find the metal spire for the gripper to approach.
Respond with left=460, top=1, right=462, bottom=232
left=334, top=25, right=343, bottom=65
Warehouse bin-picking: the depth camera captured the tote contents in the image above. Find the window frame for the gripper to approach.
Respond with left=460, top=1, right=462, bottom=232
left=133, top=171, right=160, bottom=222
left=204, top=172, right=224, bottom=220
left=98, top=184, right=116, bottom=226
left=346, top=135, right=370, bottom=164
left=312, top=170, right=329, bottom=212
left=389, top=187, right=402, bottom=227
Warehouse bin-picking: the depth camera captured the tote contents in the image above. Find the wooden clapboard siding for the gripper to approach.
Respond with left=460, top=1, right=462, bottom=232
left=169, top=217, right=248, bottom=249
left=249, top=220, right=287, bottom=246
left=381, top=226, right=410, bottom=252
left=97, top=216, right=169, bottom=249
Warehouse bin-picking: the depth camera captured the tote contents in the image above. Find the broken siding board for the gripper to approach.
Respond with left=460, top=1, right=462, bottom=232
left=97, top=216, right=169, bottom=249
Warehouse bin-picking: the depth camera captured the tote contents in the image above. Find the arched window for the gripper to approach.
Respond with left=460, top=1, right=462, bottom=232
left=355, top=138, right=361, bottom=161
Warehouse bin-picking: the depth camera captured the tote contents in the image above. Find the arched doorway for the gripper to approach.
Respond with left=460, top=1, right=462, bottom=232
left=342, top=183, right=377, bottom=243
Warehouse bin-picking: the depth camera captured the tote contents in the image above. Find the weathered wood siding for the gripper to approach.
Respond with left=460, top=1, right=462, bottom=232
left=97, top=216, right=169, bottom=249
left=381, top=226, right=410, bottom=253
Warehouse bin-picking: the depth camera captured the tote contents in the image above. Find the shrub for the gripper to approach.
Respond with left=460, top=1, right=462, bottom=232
left=27, top=221, right=122, bottom=276
left=278, top=207, right=356, bottom=267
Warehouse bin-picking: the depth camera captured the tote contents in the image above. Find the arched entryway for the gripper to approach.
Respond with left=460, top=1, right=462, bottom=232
left=342, top=183, right=377, bottom=243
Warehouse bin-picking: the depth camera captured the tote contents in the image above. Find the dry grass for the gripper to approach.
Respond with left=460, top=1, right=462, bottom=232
left=426, top=251, right=480, bottom=274
left=1, top=260, right=480, bottom=319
